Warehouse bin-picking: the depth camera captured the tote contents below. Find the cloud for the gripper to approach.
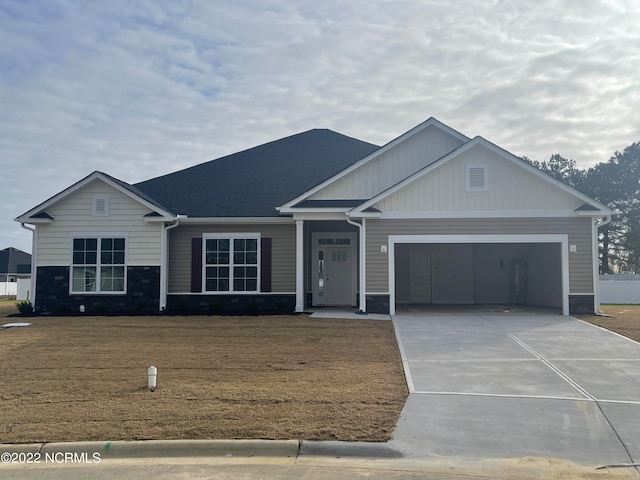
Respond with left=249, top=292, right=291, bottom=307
left=1, top=0, right=639, bottom=252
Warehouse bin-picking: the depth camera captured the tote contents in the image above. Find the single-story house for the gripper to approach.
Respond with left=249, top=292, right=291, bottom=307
left=15, top=117, right=612, bottom=315
left=0, top=247, right=32, bottom=282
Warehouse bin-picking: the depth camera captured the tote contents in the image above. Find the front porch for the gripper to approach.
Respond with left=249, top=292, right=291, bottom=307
left=295, top=219, right=364, bottom=313
left=307, top=306, right=391, bottom=320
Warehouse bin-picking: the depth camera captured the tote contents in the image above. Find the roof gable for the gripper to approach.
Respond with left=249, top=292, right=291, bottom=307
left=16, top=171, right=174, bottom=223
left=353, top=137, right=612, bottom=216
left=279, top=117, right=469, bottom=211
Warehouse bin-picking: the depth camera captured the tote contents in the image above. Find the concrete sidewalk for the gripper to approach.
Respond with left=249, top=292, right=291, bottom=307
left=391, top=313, right=640, bottom=469
left=1, top=439, right=637, bottom=479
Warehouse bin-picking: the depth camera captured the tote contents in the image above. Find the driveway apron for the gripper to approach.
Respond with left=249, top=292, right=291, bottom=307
left=390, top=313, right=640, bottom=467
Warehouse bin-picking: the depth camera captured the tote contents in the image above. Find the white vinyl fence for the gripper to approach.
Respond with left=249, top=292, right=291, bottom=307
left=599, top=274, right=640, bottom=304
left=17, top=278, right=31, bottom=301
left=0, top=279, right=31, bottom=300
left=0, top=282, right=17, bottom=296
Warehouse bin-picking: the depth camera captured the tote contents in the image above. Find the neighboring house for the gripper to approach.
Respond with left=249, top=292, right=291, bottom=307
left=0, top=247, right=31, bottom=282
left=15, top=118, right=612, bottom=315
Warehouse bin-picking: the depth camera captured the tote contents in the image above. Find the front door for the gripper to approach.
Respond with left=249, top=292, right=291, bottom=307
left=325, top=246, right=352, bottom=305
left=312, top=233, right=357, bottom=306
left=410, top=250, right=432, bottom=303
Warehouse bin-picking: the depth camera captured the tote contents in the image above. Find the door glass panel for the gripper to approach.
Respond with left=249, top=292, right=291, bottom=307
left=318, top=250, right=325, bottom=296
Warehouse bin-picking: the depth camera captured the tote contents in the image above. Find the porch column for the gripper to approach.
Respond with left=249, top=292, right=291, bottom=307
left=159, top=224, right=168, bottom=311
left=592, top=218, right=601, bottom=314
left=359, top=219, right=367, bottom=313
left=295, top=220, right=304, bottom=313
left=160, top=217, right=182, bottom=311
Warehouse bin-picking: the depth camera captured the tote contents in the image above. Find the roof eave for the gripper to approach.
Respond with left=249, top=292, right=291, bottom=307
left=14, top=217, right=54, bottom=224
left=143, top=216, right=179, bottom=222
left=178, top=217, right=293, bottom=224
left=347, top=211, right=382, bottom=218
left=575, top=209, right=613, bottom=217
left=279, top=207, right=354, bottom=214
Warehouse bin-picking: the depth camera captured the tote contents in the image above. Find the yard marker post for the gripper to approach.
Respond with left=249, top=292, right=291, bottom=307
left=148, top=366, right=157, bottom=391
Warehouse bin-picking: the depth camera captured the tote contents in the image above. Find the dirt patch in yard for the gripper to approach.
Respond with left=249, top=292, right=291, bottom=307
left=578, top=305, right=640, bottom=343
left=0, top=312, right=408, bottom=444
left=0, top=300, right=19, bottom=318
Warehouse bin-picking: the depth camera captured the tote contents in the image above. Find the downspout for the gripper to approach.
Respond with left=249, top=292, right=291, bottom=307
left=594, top=216, right=612, bottom=315
left=20, top=223, right=37, bottom=308
left=346, top=215, right=366, bottom=314
left=159, top=216, right=182, bottom=311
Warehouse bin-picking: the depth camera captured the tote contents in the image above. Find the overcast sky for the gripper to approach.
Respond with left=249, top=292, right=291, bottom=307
left=2, top=0, right=639, bottom=254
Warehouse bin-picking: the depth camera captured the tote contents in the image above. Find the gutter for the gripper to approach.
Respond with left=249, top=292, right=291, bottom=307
left=345, top=214, right=367, bottom=314
left=159, top=216, right=183, bottom=311
left=594, top=215, right=612, bottom=315
left=597, top=215, right=612, bottom=229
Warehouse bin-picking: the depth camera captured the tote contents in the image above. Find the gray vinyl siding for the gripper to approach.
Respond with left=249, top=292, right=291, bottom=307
left=366, top=217, right=594, bottom=294
left=168, top=223, right=296, bottom=293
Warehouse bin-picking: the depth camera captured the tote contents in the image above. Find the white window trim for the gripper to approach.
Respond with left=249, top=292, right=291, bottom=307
left=92, top=194, right=110, bottom=216
left=202, top=233, right=261, bottom=294
left=465, top=164, right=489, bottom=191
left=69, top=234, right=128, bottom=295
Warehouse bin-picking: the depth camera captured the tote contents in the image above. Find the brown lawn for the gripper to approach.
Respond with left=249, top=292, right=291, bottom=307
left=3, top=298, right=634, bottom=446
left=0, top=302, right=407, bottom=443
left=579, top=304, right=640, bottom=342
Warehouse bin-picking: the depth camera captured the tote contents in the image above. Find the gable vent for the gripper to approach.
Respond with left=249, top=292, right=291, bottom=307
left=466, top=164, right=488, bottom=191
left=469, top=167, right=485, bottom=187
left=92, top=195, right=109, bottom=216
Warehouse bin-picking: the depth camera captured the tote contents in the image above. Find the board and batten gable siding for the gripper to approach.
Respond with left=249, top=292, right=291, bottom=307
left=309, top=125, right=465, bottom=201
left=374, top=144, right=583, bottom=212
left=36, top=179, right=163, bottom=266
left=365, top=217, right=594, bottom=294
left=168, top=223, right=296, bottom=293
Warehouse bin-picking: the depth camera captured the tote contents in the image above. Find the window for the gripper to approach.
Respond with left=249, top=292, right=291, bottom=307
left=465, top=164, right=489, bottom=191
left=319, top=238, right=351, bottom=245
left=204, top=235, right=259, bottom=292
left=71, top=237, right=126, bottom=293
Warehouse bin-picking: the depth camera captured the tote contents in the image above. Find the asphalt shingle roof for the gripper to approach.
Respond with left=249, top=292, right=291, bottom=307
left=135, top=129, right=379, bottom=217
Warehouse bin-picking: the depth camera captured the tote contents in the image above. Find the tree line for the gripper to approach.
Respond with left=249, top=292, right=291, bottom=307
left=523, top=142, right=640, bottom=274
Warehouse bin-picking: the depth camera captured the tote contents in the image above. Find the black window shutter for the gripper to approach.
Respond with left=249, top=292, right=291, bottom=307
left=191, top=237, right=203, bottom=292
left=260, top=237, right=272, bottom=292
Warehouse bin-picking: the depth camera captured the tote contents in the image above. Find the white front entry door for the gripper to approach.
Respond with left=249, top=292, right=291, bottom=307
left=312, top=233, right=357, bottom=306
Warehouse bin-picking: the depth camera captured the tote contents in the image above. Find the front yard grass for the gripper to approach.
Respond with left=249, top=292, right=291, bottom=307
left=0, top=300, right=18, bottom=318
left=0, top=313, right=408, bottom=443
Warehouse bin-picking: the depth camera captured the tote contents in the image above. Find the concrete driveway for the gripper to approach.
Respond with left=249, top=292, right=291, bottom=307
left=390, top=312, right=640, bottom=467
